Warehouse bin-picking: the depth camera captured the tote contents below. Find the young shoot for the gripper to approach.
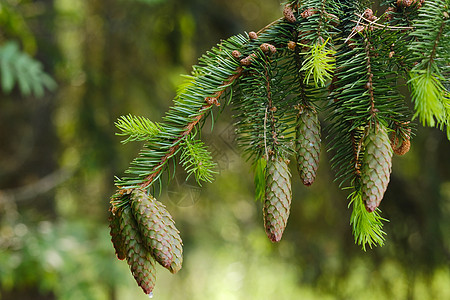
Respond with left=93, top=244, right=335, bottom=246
left=115, top=114, right=162, bottom=144
left=300, top=38, right=336, bottom=88
left=409, top=71, right=449, bottom=128
left=180, top=137, right=217, bottom=185
left=348, top=189, right=388, bottom=251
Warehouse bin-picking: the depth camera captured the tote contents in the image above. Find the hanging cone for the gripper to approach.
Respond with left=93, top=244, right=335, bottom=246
left=160, top=209, right=183, bottom=274
left=390, top=131, right=411, bottom=156
left=295, top=106, right=321, bottom=186
left=131, top=189, right=174, bottom=269
left=120, top=206, right=156, bottom=295
left=109, top=205, right=126, bottom=260
left=361, top=124, right=393, bottom=212
left=263, top=156, right=292, bottom=242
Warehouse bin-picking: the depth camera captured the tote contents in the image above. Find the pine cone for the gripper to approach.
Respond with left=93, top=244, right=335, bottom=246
left=160, top=209, right=183, bottom=274
left=361, top=125, right=393, bottom=212
left=131, top=189, right=174, bottom=268
left=394, top=139, right=410, bottom=156
left=120, top=206, right=156, bottom=295
left=295, top=107, right=321, bottom=186
left=263, top=156, right=292, bottom=242
left=283, top=4, right=296, bottom=23
left=109, top=206, right=126, bottom=260
left=390, top=131, right=411, bottom=156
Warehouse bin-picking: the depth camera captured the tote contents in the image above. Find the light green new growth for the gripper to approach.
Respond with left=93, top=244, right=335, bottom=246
left=179, top=137, right=217, bottom=185
left=407, top=0, right=450, bottom=136
left=349, top=189, right=387, bottom=251
left=115, top=114, right=162, bottom=144
left=409, top=71, right=449, bottom=129
left=300, top=38, right=336, bottom=88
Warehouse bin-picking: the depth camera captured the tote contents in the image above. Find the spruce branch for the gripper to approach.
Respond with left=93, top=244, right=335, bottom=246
left=110, top=2, right=450, bottom=293
left=137, top=68, right=242, bottom=190
left=363, top=34, right=376, bottom=118
left=327, top=7, right=411, bottom=189
left=235, top=45, right=299, bottom=161
left=115, top=36, right=245, bottom=190
left=108, top=1, right=450, bottom=294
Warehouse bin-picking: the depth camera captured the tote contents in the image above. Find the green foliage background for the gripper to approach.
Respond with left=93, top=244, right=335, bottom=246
left=0, top=0, right=449, bottom=299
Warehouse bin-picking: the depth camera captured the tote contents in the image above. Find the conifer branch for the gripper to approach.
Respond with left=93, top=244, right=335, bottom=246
left=292, top=39, right=310, bottom=105
left=363, top=35, right=376, bottom=118
left=110, top=2, right=449, bottom=292
left=139, top=68, right=243, bottom=190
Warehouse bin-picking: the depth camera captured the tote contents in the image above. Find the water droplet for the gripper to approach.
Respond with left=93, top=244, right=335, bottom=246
left=148, top=292, right=154, bottom=299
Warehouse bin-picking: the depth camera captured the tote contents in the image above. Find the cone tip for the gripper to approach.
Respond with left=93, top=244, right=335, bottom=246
left=365, top=203, right=376, bottom=213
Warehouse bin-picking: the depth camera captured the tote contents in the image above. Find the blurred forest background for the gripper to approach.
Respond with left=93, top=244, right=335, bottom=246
left=0, top=0, right=449, bottom=299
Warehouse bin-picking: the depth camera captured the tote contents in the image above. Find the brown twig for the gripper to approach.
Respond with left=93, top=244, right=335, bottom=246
left=139, top=68, right=243, bottom=189
left=256, top=18, right=283, bottom=35
left=363, top=37, right=377, bottom=117
left=352, top=13, right=414, bottom=30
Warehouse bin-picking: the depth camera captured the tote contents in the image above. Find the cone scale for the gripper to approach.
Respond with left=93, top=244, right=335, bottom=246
left=360, top=124, right=393, bottom=212
left=160, top=209, right=183, bottom=274
left=263, top=156, right=292, bottom=242
left=120, top=206, right=156, bottom=295
left=109, top=206, right=126, bottom=260
left=131, top=189, right=175, bottom=269
left=295, top=107, right=321, bottom=186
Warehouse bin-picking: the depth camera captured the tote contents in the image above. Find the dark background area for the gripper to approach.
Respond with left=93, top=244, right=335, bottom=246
left=0, top=0, right=449, bottom=299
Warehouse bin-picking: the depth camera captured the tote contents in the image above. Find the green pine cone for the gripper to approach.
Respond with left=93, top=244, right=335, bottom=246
left=109, top=206, right=126, bottom=260
left=160, top=210, right=183, bottom=274
left=120, top=206, right=156, bottom=295
left=131, top=189, right=174, bottom=269
left=360, top=125, right=393, bottom=213
left=295, top=107, right=321, bottom=186
left=263, top=156, right=292, bottom=242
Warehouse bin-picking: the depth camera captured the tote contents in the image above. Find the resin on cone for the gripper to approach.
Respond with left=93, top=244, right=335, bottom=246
left=361, top=124, right=393, bottom=212
left=120, top=205, right=156, bottom=295
left=263, top=155, right=292, bottom=242
left=295, top=106, right=321, bottom=186
left=131, top=189, right=174, bottom=268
